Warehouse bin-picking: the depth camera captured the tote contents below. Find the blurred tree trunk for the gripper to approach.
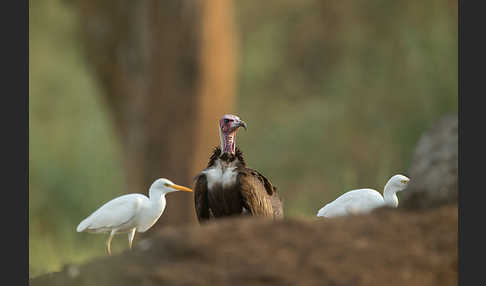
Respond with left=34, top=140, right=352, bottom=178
left=191, top=0, right=238, bottom=178
left=77, top=0, right=237, bottom=230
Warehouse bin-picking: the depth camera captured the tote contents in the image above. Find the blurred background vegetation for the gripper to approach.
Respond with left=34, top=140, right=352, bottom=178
left=29, top=0, right=457, bottom=278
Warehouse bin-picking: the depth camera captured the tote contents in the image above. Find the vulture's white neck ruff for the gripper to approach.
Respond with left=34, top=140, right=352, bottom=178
left=204, top=160, right=238, bottom=190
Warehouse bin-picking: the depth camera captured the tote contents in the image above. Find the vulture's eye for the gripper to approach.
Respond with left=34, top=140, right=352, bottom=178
left=164, top=183, right=170, bottom=187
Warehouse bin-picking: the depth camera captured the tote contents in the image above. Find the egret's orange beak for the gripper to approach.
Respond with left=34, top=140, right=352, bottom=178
left=172, top=184, right=193, bottom=192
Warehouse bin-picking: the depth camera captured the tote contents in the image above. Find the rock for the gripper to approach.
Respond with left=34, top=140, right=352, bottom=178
left=401, top=114, right=458, bottom=209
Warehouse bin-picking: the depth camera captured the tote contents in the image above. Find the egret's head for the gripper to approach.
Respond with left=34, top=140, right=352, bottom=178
left=150, top=178, right=193, bottom=194
left=386, top=174, right=410, bottom=192
left=219, top=114, right=247, bottom=154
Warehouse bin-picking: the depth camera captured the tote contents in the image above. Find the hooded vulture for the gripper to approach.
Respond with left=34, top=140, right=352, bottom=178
left=194, top=114, right=283, bottom=223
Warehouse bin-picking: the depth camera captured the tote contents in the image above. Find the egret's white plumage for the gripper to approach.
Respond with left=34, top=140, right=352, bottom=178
left=317, top=174, right=410, bottom=218
left=77, top=178, right=192, bottom=255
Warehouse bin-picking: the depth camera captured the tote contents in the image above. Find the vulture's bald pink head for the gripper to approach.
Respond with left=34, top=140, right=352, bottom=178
left=219, top=114, right=247, bottom=154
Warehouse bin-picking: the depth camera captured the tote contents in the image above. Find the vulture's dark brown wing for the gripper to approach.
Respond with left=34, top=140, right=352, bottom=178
left=194, top=174, right=210, bottom=223
left=237, top=168, right=284, bottom=218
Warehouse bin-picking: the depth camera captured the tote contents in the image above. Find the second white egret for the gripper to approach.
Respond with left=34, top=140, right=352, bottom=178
left=317, top=174, right=410, bottom=218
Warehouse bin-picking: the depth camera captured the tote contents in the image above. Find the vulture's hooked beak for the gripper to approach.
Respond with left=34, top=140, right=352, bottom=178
left=237, top=120, right=247, bottom=130
left=171, top=184, right=193, bottom=192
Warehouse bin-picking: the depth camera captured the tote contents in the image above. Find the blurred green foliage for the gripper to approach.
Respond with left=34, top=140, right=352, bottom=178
left=29, top=0, right=457, bottom=278
left=29, top=0, right=126, bottom=277
left=234, top=0, right=457, bottom=217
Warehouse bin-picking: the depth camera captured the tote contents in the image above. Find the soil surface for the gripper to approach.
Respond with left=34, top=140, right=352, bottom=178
left=31, top=204, right=457, bottom=286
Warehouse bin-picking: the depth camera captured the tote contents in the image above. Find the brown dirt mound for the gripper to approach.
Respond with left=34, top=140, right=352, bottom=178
left=31, top=204, right=457, bottom=286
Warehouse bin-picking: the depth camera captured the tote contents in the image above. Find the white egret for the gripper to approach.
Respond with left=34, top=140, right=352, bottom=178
left=317, top=174, right=410, bottom=218
left=76, top=178, right=192, bottom=255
